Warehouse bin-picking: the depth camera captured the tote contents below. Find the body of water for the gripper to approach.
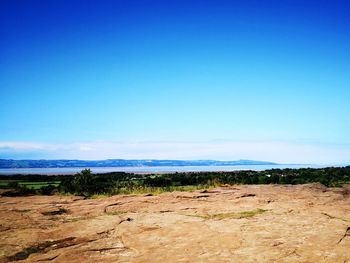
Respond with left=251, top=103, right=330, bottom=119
left=0, top=164, right=329, bottom=175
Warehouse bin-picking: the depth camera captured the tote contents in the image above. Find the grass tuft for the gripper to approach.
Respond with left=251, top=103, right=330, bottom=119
left=189, top=208, right=268, bottom=220
left=13, top=208, right=31, bottom=213
left=105, top=211, right=128, bottom=216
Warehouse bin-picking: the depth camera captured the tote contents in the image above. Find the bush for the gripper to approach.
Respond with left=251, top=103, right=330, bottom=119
left=2, top=185, right=37, bottom=196
left=7, top=181, right=20, bottom=189
left=59, top=169, right=116, bottom=197
left=40, top=185, right=58, bottom=195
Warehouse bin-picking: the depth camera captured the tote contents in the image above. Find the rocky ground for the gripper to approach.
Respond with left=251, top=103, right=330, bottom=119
left=0, top=183, right=349, bottom=263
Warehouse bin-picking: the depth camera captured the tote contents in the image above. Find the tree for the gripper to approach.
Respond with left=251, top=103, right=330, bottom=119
left=73, top=168, right=94, bottom=196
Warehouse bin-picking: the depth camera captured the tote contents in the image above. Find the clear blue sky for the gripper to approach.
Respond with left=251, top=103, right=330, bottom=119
left=1, top=0, right=349, bottom=163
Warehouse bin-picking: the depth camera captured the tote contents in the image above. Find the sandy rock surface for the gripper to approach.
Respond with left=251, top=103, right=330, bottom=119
left=0, top=184, right=349, bottom=262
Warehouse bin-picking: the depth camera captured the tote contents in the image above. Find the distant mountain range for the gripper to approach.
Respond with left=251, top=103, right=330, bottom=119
left=0, top=159, right=277, bottom=169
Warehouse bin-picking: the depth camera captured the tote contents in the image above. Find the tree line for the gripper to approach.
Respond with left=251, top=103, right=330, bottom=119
left=1, top=166, right=349, bottom=197
left=60, top=166, right=350, bottom=196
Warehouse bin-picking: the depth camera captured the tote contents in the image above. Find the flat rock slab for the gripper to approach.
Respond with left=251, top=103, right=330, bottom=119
left=0, top=184, right=349, bottom=262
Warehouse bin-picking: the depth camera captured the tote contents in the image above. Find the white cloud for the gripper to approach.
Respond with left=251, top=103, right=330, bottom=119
left=0, top=140, right=349, bottom=165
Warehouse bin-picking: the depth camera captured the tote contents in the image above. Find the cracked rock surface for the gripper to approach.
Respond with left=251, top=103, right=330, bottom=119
left=0, top=183, right=349, bottom=262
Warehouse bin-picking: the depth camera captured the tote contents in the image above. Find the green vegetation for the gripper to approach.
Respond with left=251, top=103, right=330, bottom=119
left=0, top=181, right=60, bottom=190
left=0, top=177, right=60, bottom=196
left=0, top=166, right=349, bottom=197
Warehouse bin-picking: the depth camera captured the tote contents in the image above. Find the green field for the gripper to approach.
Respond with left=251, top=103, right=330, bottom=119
left=0, top=180, right=60, bottom=189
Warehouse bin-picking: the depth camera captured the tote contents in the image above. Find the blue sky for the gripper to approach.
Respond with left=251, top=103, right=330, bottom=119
left=1, top=0, right=350, bottom=163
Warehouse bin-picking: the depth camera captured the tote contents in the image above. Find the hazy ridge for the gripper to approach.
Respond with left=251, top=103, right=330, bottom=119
left=0, top=159, right=277, bottom=169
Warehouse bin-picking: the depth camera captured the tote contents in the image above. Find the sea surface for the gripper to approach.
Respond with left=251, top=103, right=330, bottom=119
left=0, top=164, right=329, bottom=175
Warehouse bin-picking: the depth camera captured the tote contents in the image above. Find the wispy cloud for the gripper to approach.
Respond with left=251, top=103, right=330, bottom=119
left=0, top=140, right=349, bottom=165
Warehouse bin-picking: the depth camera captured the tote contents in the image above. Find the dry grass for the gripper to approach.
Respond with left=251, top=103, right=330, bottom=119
left=115, top=185, right=216, bottom=195
left=189, top=208, right=268, bottom=220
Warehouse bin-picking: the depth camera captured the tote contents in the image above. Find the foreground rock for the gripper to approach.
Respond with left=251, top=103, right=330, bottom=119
left=0, top=184, right=349, bottom=262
